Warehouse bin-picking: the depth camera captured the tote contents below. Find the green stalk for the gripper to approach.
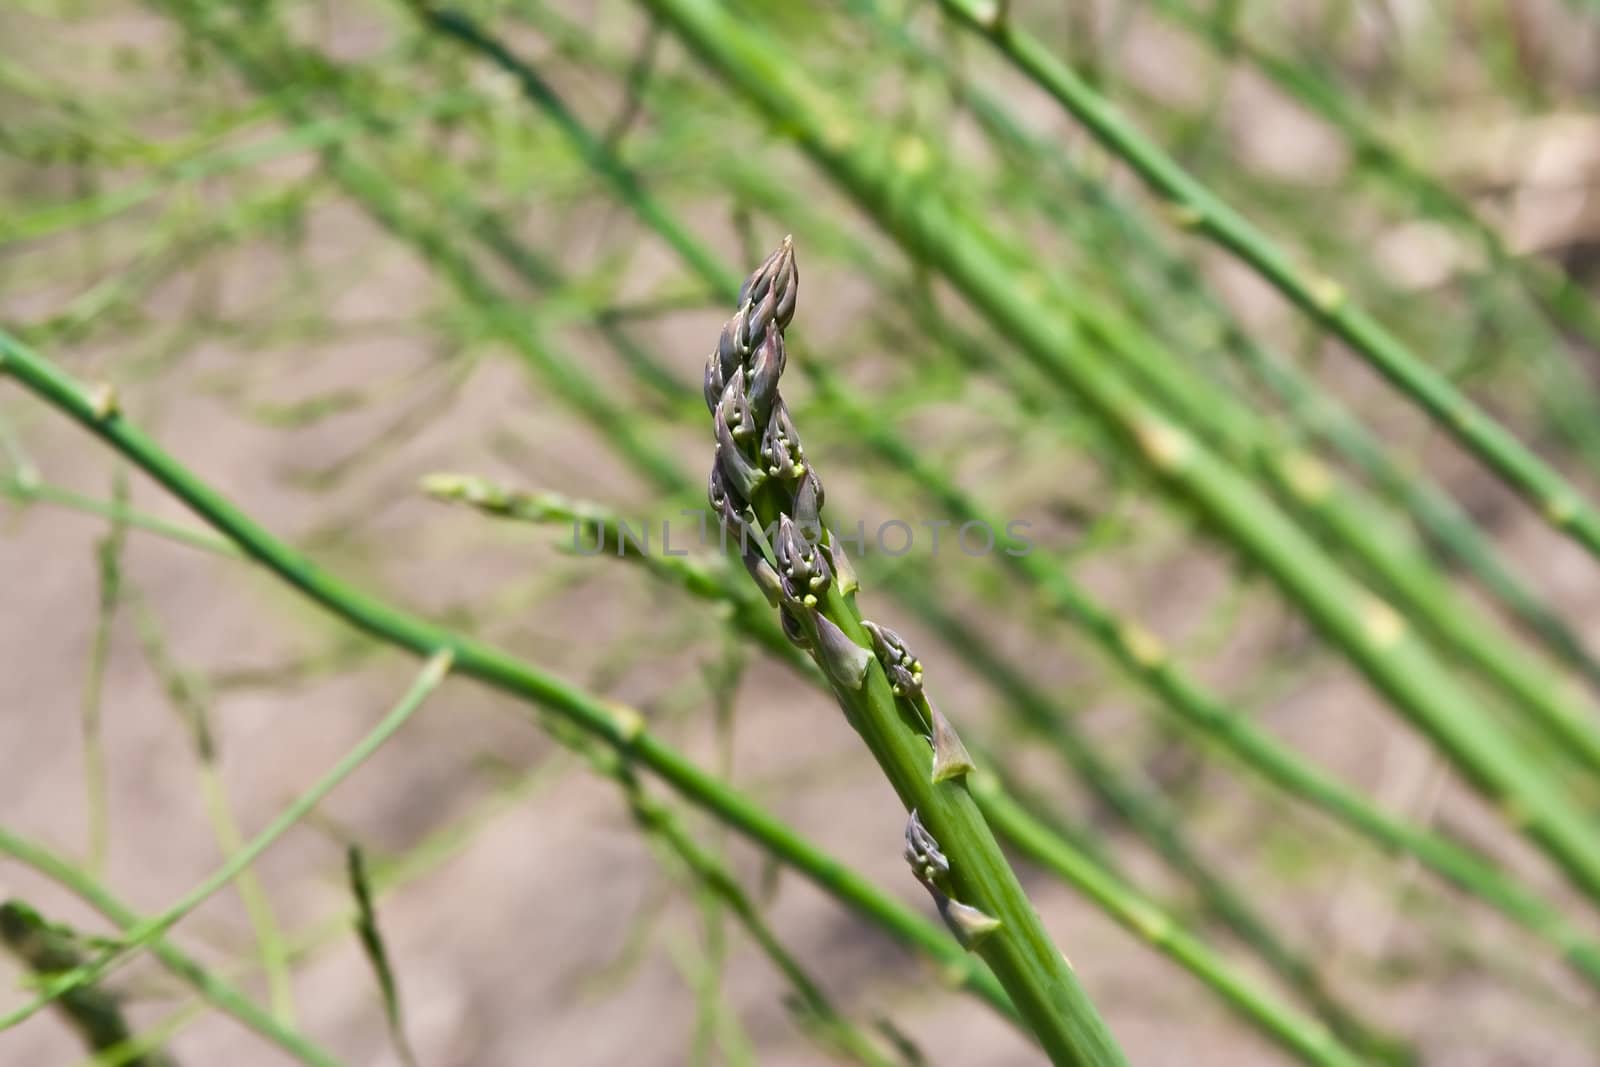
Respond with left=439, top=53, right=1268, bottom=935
left=0, top=327, right=1017, bottom=1028
left=802, top=364, right=1600, bottom=990
left=435, top=476, right=1379, bottom=1067
left=1052, top=292, right=1600, bottom=778
left=631, top=0, right=1600, bottom=908
left=2, top=476, right=239, bottom=555
left=700, top=241, right=1126, bottom=1066
left=1149, top=0, right=1600, bottom=420
left=930, top=0, right=1600, bottom=564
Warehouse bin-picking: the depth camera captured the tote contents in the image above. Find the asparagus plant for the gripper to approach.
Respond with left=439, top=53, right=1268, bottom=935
left=0, top=325, right=1018, bottom=1029
left=274, top=21, right=1381, bottom=1044
left=196, top=9, right=1600, bottom=1010
left=700, top=240, right=1126, bottom=1066
left=427, top=474, right=1388, bottom=1067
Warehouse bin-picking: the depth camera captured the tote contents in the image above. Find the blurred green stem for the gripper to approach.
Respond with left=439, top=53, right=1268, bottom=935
left=931, top=0, right=1600, bottom=565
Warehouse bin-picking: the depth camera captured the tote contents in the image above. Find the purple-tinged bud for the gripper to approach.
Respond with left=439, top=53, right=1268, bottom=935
left=760, top=402, right=805, bottom=482
left=927, top=701, right=975, bottom=783
left=716, top=416, right=766, bottom=501
left=708, top=465, right=729, bottom=515
left=822, top=532, right=858, bottom=597
left=718, top=367, right=756, bottom=442
left=936, top=895, right=1001, bottom=950
left=902, top=810, right=995, bottom=949
left=774, top=515, right=831, bottom=602
left=708, top=466, right=741, bottom=541
left=745, top=237, right=798, bottom=330
left=703, top=353, right=725, bottom=416
left=718, top=309, right=746, bottom=381
left=813, top=613, right=872, bottom=690
left=739, top=242, right=786, bottom=308
left=744, top=285, right=779, bottom=350
left=863, top=621, right=924, bottom=698
left=903, top=809, right=949, bottom=885
left=780, top=604, right=810, bottom=648
left=792, top=469, right=824, bottom=535
left=772, top=244, right=798, bottom=331
left=746, top=325, right=786, bottom=429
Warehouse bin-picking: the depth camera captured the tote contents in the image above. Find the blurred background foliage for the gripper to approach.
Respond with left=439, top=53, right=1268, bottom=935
left=5, top=1, right=1600, bottom=1064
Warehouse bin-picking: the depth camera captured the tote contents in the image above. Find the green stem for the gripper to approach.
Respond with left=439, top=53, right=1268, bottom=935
left=971, top=779, right=1363, bottom=1067
left=932, top=0, right=1600, bottom=564
left=460, top=480, right=1380, bottom=1067
left=881, top=22, right=1600, bottom=689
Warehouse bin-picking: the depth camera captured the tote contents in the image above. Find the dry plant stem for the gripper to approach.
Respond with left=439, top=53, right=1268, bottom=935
left=346, top=847, right=418, bottom=1067
left=598, top=751, right=901, bottom=1067
left=0, top=902, right=176, bottom=1067
left=0, top=831, right=345, bottom=1067
left=0, top=643, right=453, bottom=1030
left=703, top=243, right=1125, bottom=1067
left=0, top=329, right=1017, bottom=1031
left=932, top=0, right=1600, bottom=565
left=633, top=0, right=1600, bottom=909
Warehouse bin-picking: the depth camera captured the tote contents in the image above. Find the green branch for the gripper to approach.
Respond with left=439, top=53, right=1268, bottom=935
left=932, top=0, right=1600, bottom=564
